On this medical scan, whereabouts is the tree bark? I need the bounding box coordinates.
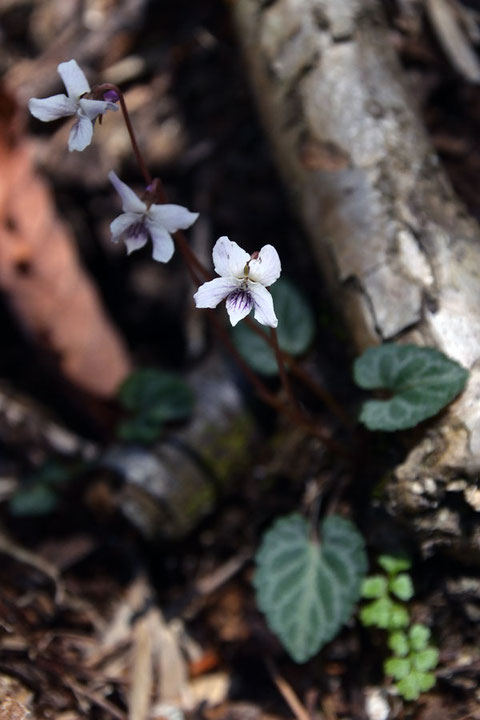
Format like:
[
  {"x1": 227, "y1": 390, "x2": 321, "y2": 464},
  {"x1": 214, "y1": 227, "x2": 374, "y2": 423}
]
[{"x1": 233, "y1": 0, "x2": 480, "y2": 558}]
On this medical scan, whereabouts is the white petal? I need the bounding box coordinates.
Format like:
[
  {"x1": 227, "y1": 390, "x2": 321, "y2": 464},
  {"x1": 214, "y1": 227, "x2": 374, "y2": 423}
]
[
  {"x1": 212, "y1": 236, "x2": 250, "y2": 279},
  {"x1": 68, "y1": 115, "x2": 93, "y2": 151},
  {"x1": 145, "y1": 220, "x2": 175, "y2": 263},
  {"x1": 148, "y1": 204, "x2": 199, "y2": 233},
  {"x1": 212, "y1": 236, "x2": 234, "y2": 277},
  {"x1": 225, "y1": 289, "x2": 254, "y2": 326},
  {"x1": 79, "y1": 98, "x2": 118, "y2": 120},
  {"x1": 125, "y1": 229, "x2": 148, "y2": 255},
  {"x1": 249, "y1": 282, "x2": 278, "y2": 328},
  {"x1": 248, "y1": 244, "x2": 281, "y2": 286},
  {"x1": 117, "y1": 215, "x2": 148, "y2": 253},
  {"x1": 110, "y1": 212, "x2": 143, "y2": 240},
  {"x1": 108, "y1": 171, "x2": 147, "y2": 214},
  {"x1": 58, "y1": 59, "x2": 90, "y2": 99},
  {"x1": 28, "y1": 94, "x2": 76, "y2": 121},
  {"x1": 194, "y1": 277, "x2": 240, "y2": 309}
]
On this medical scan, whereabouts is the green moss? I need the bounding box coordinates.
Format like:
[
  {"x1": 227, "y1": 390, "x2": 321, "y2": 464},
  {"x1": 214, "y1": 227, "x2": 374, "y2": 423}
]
[
  {"x1": 182, "y1": 481, "x2": 215, "y2": 521},
  {"x1": 200, "y1": 413, "x2": 254, "y2": 486}
]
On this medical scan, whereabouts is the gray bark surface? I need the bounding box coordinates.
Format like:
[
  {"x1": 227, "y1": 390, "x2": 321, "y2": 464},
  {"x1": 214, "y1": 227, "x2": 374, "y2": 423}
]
[{"x1": 233, "y1": 0, "x2": 480, "y2": 557}]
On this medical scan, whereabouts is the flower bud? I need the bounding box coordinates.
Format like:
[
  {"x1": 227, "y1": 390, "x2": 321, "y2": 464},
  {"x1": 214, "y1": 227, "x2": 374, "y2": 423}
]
[{"x1": 103, "y1": 89, "x2": 120, "y2": 103}]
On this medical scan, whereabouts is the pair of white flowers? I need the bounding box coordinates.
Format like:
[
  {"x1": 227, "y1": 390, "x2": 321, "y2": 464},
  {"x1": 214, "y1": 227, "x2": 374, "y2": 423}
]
[
  {"x1": 108, "y1": 174, "x2": 281, "y2": 327},
  {"x1": 28, "y1": 60, "x2": 281, "y2": 328}
]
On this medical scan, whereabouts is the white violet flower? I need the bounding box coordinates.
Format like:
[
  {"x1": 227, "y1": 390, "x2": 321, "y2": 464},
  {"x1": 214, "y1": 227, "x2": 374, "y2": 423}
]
[
  {"x1": 194, "y1": 236, "x2": 281, "y2": 327},
  {"x1": 28, "y1": 59, "x2": 118, "y2": 152},
  {"x1": 108, "y1": 171, "x2": 199, "y2": 263}
]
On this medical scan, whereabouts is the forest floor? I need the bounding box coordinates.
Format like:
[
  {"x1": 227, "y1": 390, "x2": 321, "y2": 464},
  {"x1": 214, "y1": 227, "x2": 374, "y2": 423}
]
[{"x1": 1, "y1": 1, "x2": 480, "y2": 719}]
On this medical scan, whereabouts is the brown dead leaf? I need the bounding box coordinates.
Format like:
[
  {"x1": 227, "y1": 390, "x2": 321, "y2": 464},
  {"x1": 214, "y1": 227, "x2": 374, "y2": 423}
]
[{"x1": 0, "y1": 85, "x2": 132, "y2": 398}]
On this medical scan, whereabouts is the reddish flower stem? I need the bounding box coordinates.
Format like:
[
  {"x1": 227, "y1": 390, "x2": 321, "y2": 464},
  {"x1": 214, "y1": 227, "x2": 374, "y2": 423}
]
[
  {"x1": 244, "y1": 317, "x2": 352, "y2": 428},
  {"x1": 175, "y1": 224, "x2": 351, "y2": 429},
  {"x1": 94, "y1": 83, "x2": 152, "y2": 187},
  {"x1": 270, "y1": 326, "x2": 301, "y2": 417},
  {"x1": 176, "y1": 239, "x2": 351, "y2": 457},
  {"x1": 173, "y1": 233, "x2": 280, "y2": 406},
  {"x1": 99, "y1": 81, "x2": 352, "y2": 451}
]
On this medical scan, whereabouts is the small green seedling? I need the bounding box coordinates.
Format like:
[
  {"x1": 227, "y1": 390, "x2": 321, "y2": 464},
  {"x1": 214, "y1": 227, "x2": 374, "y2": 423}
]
[{"x1": 360, "y1": 554, "x2": 438, "y2": 701}]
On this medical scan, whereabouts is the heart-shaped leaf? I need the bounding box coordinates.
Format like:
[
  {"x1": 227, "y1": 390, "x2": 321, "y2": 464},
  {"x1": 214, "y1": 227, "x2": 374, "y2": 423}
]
[
  {"x1": 117, "y1": 368, "x2": 194, "y2": 443},
  {"x1": 9, "y1": 461, "x2": 74, "y2": 517},
  {"x1": 117, "y1": 414, "x2": 165, "y2": 444},
  {"x1": 10, "y1": 483, "x2": 59, "y2": 516},
  {"x1": 232, "y1": 321, "x2": 279, "y2": 375},
  {"x1": 118, "y1": 369, "x2": 194, "y2": 422},
  {"x1": 232, "y1": 278, "x2": 315, "y2": 376},
  {"x1": 354, "y1": 344, "x2": 468, "y2": 431},
  {"x1": 254, "y1": 513, "x2": 367, "y2": 663}
]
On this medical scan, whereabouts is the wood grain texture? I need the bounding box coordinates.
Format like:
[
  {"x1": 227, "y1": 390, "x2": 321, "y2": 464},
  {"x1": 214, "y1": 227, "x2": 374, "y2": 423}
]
[{"x1": 233, "y1": 0, "x2": 480, "y2": 558}]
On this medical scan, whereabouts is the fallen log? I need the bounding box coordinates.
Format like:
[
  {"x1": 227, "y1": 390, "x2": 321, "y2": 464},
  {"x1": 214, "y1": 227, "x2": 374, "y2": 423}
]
[
  {"x1": 233, "y1": 0, "x2": 480, "y2": 558},
  {"x1": 102, "y1": 354, "x2": 257, "y2": 539},
  {"x1": 0, "y1": 356, "x2": 257, "y2": 540}
]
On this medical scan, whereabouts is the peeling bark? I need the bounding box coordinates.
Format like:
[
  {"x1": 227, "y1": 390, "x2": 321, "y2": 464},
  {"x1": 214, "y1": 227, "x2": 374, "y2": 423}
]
[{"x1": 233, "y1": 0, "x2": 480, "y2": 558}]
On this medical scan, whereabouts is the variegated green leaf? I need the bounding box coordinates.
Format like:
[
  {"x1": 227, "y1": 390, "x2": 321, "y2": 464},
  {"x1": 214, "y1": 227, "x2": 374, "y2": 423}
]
[{"x1": 254, "y1": 514, "x2": 367, "y2": 663}]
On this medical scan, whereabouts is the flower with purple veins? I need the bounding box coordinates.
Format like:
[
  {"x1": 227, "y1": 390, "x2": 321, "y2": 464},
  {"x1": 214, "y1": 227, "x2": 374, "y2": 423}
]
[
  {"x1": 194, "y1": 236, "x2": 281, "y2": 327},
  {"x1": 28, "y1": 60, "x2": 118, "y2": 152},
  {"x1": 108, "y1": 171, "x2": 199, "y2": 263}
]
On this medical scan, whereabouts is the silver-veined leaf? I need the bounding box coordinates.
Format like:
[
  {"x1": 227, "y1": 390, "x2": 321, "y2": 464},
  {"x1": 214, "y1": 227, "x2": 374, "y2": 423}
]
[
  {"x1": 354, "y1": 344, "x2": 468, "y2": 431},
  {"x1": 254, "y1": 513, "x2": 367, "y2": 663}
]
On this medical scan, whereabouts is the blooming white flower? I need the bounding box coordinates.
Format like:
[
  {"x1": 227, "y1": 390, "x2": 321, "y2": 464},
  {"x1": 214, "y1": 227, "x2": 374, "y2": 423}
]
[
  {"x1": 194, "y1": 236, "x2": 281, "y2": 327},
  {"x1": 28, "y1": 59, "x2": 118, "y2": 152},
  {"x1": 108, "y1": 171, "x2": 199, "y2": 262}
]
